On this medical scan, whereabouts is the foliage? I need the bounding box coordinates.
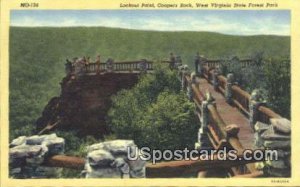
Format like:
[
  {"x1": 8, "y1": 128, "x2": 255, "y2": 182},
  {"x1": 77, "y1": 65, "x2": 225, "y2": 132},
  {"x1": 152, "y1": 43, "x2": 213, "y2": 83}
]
[
  {"x1": 219, "y1": 53, "x2": 290, "y2": 118},
  {"x1": 55, "y1": 130, "x2": 98, "y2": 157},
  {"x1": 107, "y1": 64, "x2": 198, "y2": 150},
  {"x1": 138, "y1": 91, "x2": 199, "y2": 150},
  {"x1": 220, "y1": 56, "x2": 266, "y2": 92},
  {"x1": 55, "y1": 130, "x2": 98, "y2": 178},
  {"x1": 263, "y1": 58, "x2": 290, "y2": 118}
]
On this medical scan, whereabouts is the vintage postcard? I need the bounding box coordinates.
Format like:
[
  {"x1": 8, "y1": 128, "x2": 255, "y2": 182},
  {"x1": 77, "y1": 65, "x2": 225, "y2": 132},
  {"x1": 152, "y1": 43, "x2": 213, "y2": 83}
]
[{"x1": 1, "y1": 0, "x2": 299, "y2": 186}]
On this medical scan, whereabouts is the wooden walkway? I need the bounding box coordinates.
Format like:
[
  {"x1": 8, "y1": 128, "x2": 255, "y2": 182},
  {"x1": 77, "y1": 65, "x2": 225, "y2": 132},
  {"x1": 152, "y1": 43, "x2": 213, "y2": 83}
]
[{"x1": 197, "y1": 77, "x2": 255, "y2": 149}]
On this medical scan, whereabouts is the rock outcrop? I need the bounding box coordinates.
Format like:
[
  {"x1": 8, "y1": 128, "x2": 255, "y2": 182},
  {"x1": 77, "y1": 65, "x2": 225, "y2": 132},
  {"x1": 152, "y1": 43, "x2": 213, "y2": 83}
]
[
  {"x1": 36, "y1": 73, "x2": 139, "y2": 137},
  {"x1": 9, "y1": 133, "x2": 64, "y2": 178},
  {"x1": 254, "y1": 118, "x2": 291, "y2": 177},
  {"x1": 83, "y1": 140, "x2": 146, "y2": 178}
]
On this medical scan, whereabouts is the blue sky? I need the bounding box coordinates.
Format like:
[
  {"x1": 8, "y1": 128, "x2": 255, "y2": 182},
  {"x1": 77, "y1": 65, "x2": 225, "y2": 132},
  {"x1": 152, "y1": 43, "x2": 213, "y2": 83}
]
[{"x1": 10, "y1": 10, "x2": 290, "y2": 36}]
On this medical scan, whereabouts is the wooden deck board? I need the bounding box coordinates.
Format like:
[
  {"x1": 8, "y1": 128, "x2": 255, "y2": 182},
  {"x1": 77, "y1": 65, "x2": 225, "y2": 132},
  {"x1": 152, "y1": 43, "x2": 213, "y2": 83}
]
[{"x1": 197, "y1": 78, "x2": 255, "y2": 149}]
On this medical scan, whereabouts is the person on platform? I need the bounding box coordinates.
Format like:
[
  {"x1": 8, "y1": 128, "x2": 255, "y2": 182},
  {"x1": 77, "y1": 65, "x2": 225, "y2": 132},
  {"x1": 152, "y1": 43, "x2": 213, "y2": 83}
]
[
  {"x1": 175, "y1": 55, "x2": 182, "y2": 68},
  {"x1": 85, "y1": 56, "x2": 90, "y2": 72},
  {"x1": 65, "y1": 59, "x2": 72, "y2": 75},
  {"x1": 96, "y1": 55, "x2": 101, "y2": 74},
  {"x1": 106, "y1": 58, "x2": 114, "y2": 72},
  {"x1": 73, "y1": 57, "x2": 85, "y2": 76},
  {"x1": 81, "y1": 56, "x2": 87, "y2": 65},
  {"x1": 195, "y1": 52, "x2": 201, "y2": 75},
  {"x1": 169, "y1": 52, "x2": 176, "y2": 69}
]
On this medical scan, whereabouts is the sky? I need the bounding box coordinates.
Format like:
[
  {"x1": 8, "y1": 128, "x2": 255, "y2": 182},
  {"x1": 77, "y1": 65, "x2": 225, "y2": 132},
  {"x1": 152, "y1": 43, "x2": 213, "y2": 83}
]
[{"x1": 10, "y1": 10, "x2": 290, "y2": 36}]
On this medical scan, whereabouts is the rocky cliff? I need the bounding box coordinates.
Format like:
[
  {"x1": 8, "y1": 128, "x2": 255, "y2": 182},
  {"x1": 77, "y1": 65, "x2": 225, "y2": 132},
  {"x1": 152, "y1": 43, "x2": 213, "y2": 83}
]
[{"x1": 36, "y1": 73, "x2": 140, "y2": 137}]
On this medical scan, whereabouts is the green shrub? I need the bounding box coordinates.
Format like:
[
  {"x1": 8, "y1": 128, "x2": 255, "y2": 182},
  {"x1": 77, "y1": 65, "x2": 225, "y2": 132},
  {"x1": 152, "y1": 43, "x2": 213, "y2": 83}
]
[
  {"x1": 264, "y1": 58, "x2": 290, "y2": 118},
  {"x1": 55, "y1": 130, "x2": 99, "y2": 178},
  {"x1": 108, "y1": 64, "x2": 198, "y2": 150},
  {"x1": 55, "y1": 130, "x2": 98, "y2": 157},
  {"x1": 137, "y1": 91, "x2": 198, "y2": 150}
]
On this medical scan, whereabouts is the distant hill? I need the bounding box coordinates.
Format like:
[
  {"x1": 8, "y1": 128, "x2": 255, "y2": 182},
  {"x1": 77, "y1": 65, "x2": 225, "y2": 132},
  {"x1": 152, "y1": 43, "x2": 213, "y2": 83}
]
[{"x1": 9, "y1": 26, "x2": 290, "y2": 139}]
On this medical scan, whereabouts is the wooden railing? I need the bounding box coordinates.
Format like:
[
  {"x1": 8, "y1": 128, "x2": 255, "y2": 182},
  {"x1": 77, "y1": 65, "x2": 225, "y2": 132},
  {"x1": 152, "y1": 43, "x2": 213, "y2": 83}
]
[
  {"x1": 43, "y1": 152, "x2": 261, "y2": 178},
  {"x1": 202, "y1": 63, "x2": 282, "y2": 123},
  {"x1": 257, "y1": 106, "x2": 282, "y2": 124},
  {"x1": 161, "y1": 58, "x2": 253, "y2": 68},
  {"x1": 231, "y1": 85, "x2": 251, "y2": 116},
  {"x1": 207, "y1": 104, "x2": 227, "y2": 144},
  {"x1": 85, "y1": 63, "x2": 106, "y2": 73},
  {"x1": 181, "y1": 72, "x2": 258, "y2": 176},
  {"x1": 179, "y1": 57, "x2": 289, "y2": 175},
  {"x1": 74, "y1": 60, "x2": 153, "y2": 75},
  {"x1": 203, "y1": 58, "x2": 254, "y2": 68}
]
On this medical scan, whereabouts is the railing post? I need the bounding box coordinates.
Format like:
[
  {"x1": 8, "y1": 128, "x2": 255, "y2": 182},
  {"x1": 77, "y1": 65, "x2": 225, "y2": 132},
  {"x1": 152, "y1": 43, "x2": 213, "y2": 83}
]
[
  {"x1": 181, "y1": 74, "x2": 186, "y2": 91},
  {"x1": 225, "y1": 73, "x2": 234, "y2": 104},
  {"x1": 201, "y1": 100, "x2": 209, "y2": 129},
  {"x1": 190, "y1": 72, "x2": 197, "y2": 84},
  {"x1": 195, "y1": 53, "x2": 200, "y2": 76},
  {"x1": 195, "y1": 92, "x2": 215, "y2": 150},
  {"x1": 212, "y1": 69, "x2": 220, "y2": 91},
  {"x1": 249, "y1": 89, "x2": 265, "y2": 129},
  {"x1": 180, "y1": 65, "x2": 189, "y2": 91},
  {"x1": 199, "y1": 56, "x2": 206, "y2": 77},
  {"x1": 187, "y1": 80, "x2": 193, "y2": 101}
]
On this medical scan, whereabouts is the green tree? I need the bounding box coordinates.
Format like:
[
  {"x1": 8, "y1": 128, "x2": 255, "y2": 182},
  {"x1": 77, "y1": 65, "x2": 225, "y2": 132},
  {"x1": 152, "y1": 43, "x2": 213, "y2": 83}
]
[
  {"x1": 107, "y1": 64, "x2": 198, "y2": 150},
  {"x1": 264, "y1": 58, "x2": 290, "y2": 118},
  {"x1": 138, "y1": 91, "x2": 198, "y2": 150},
  {"x1": 220, "y1": 54, "x2": 290, "y2": 118}
]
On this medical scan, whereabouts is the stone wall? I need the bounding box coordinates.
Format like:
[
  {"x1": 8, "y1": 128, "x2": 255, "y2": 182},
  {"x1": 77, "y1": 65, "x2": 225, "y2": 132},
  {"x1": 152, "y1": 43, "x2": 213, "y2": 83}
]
[
  {"x1": 254, "y1": 118, "x2": 291, "y2": 177},
  {"x1": 10, "y1": 136, "x2": 145, "y2": 179},
  {"x1": 9, "y1": 133, "x2": 64, "y2": 178},
  {"x1": 83, "y1": 140, "x2": 146, "y2": 178}
]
